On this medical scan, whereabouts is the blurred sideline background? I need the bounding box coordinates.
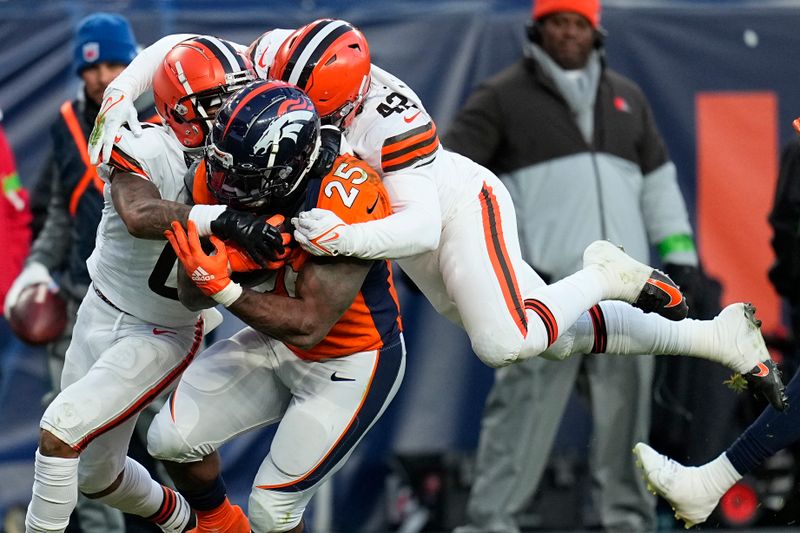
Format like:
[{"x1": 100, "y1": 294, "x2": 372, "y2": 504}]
[{"x1": 2, "y1": 0, "x2": 800, "y2": 531}]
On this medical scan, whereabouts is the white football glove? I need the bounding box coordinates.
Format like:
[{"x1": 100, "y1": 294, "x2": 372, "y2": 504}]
[
  {"x1": 4, "y1": 262, "x2": 54, "y2": 319},
  {"x1": 88, "y1": 88, "x2": 142, "y2": 165},
  {"x1": 292, "y1": 208, "x2": 354, "y2": 257}
]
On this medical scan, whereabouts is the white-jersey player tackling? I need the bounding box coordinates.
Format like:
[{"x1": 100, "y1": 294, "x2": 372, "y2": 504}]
[
  {"x1": 89, "y1": 20, "x2": 786, "y2": 409},
  {"x1": 24, "y1": 37, "x2": 281, "y2": 533}
]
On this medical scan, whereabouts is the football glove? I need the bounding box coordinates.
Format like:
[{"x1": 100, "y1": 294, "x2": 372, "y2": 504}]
[
  {"x1": 226, "y1": 231, "x2": 292, "y2": 272},
  {"x1": 165, "y1": 220, "x2": 242, "y2": 306},
  {"x1": 4, "y1": 262, "x2": 54, "y2": 319},
  {"x1": 210, "y1": 211, "x2": 287, "y2": 267},
  {"x1": 88, "y1": 88, "x2": 142, "y2": 165},
  {"x1": 292, "y1": 208, "x2": 354, "y2": 257}
]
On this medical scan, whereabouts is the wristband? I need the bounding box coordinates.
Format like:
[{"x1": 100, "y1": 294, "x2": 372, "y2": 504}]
[
  {"x1": 210, "y1": 281, "x2": 243, "y2": 307},
  {"x1": 189, "y1": 205, "x2": 228, "y2": 236}
]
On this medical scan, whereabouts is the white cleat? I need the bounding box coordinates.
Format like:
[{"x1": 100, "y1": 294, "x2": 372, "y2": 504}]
[
  {"x1": 710, "y1": 303, "x2": 787, "y2": 410},
  {"x1": 633, "y1": 443, "x2": 725, "y2": 529},
  {"x1": 583, "y1": 240, "x2": 688, "y2": 321},
  {"x1": 710, "y1": 303, "x2": 770, "y2": 374}
]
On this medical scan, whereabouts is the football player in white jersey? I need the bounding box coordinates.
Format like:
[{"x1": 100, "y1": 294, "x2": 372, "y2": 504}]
[
  {"x1": 24, "y1": 37, "x2": 289, "y2": 533},
  {"x1": 88, "y1": 21, "x2": 786, "y2": 409}
]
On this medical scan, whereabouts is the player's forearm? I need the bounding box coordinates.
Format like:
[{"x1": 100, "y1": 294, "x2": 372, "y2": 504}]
[
  {"x1": 122, "y1": 197, "x2": 192, "y2": 240},
  {"x1": 228, "y1": 290, "x2": 331, "y2": 349},
  {"x1": 347, "y1": 206, "x2": 440, "y2": 259},
  {"x1": 345, "y1": 171, "x2": 441, "y2": 259}
]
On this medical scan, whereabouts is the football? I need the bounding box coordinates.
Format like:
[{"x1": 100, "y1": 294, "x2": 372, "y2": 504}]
[{"x1": 9, "y1": 283, "x2": 68, "y2": 345}]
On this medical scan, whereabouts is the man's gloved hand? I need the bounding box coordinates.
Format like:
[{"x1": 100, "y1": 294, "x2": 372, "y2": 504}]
[
  {"x1": 210, "y1": 210, "x2": 286, "y2": 267},
  {"x1": 164, "y1": 220, "x2": 241, "y2": 306},
  {"x1": 227, "y1": 232, "x2": 292, "y2": 272},
  {"x1": 663, "y1": 263, "x2": 704, "y2": 316},
  {"x1": 88, "y1": 88, "x2": 142, "y2": 165},
  {"x1": 292, "y1": 208, "x2": 354, "y2": 257},
  {"x1": 4, "y1": 262, "x2": 55, "y2": 319}
]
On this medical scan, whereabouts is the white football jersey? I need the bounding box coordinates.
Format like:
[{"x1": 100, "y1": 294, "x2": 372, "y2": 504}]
[
  {"x1": 91, "y1": 125, "x2": 199, "y2": 327},
  {"x1": 346, "y1": 65, "x2": 485, "y2": 221}
]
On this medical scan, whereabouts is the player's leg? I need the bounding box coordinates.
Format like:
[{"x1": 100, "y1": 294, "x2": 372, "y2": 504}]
[
  {"x1": 147, "y1": 327, "x2": 294, "y2": 533},
  {"x1": 541, "y1": 301, "x2": 786, "y2": 408},
  {"x1": 27, "y1": 290, "x2": 202, "y2": 533},
  {"x1": 248, "y1": 337, "x2": 406, "y2": 532},
  {"x1": 585, "y1": 354, "x2": 656, "y2": 532},
  {"x1": 456, "y1": 355, "x2": 582, "y2": 533},
  {"x1": 634, "y1": 369, "x2": 800, "y2": 528}
]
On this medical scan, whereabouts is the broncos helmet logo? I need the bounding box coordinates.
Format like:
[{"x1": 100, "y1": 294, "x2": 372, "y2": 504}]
[{"x1": 251, "y1": 109, "x2": 316, "y2": 171}]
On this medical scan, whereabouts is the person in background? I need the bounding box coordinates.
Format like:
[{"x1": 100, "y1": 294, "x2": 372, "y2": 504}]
[
  {"x1": 3, "y1": 13, "x2": 161, "y2": 533},
  {"x1": 0, "y1": 111, "x2": 31, "y2": 309},
  {"x1": 0, "y1": 109, "x2": 33, "y2": 405},
  {"x1": 445, "y1": 0, "x2": 702, "y2": 531}
]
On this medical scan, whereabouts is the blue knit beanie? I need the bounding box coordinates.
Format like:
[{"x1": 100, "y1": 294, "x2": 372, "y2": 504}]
[{"x1": 73, "y1": 13, "x2": 138, "y2": 74}]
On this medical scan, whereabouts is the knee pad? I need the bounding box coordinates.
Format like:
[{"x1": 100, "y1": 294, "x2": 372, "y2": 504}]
[
  {"x1": 147, "y1": 407, "x2": 210, "y2": 463},
  {"x1": 469, "y1": 330, "x2": 521, "y2": 368},
  {"x1": 248, "y1": 488, "x2": 304, "y2": 533},
  {"x1": 77, "y1": 454, "x2": 125, "y2": 495}
]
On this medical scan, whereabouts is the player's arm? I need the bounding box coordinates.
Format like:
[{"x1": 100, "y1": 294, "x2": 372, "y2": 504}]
[
  {"x1": 111, "y1": 171, "x2": 192, "y2": 240},
  {"x1": 107, "y1": 152, "x2": 286, "y2": 264},
  {"x1": 165, "y1": 220, "x2": 369, "y2": 349},
  {"x1": 231, "y1": 256, "x2": 369, "y2": 349},
  {"x1": 293, "y1": 123, "x2": 442, "y2": 260}
]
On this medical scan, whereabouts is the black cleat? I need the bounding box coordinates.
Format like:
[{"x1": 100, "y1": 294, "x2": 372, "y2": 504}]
[
  {"x1": 633, "y1": 269, "x2": 689, "y2": 322},
  {"x1": 743, "y1": 358, "x2": 788, "y2": 411}
]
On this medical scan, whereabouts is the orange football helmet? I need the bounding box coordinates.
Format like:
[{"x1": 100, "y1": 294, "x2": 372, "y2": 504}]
[
  {"x1": 153, "y1": 36, "x2": 255, "y2": 148},
  {"x1": 271, "y1": 19, "x2": 371, "y2": 127}
]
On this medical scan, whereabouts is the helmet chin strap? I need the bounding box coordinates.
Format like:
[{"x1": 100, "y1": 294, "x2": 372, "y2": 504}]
[{"x1": 284, "y1": 133, "x2": 322, "y2": 197}]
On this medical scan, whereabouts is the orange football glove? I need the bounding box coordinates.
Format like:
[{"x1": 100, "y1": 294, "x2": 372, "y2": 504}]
[{"x1": 164, "y1": 220, "x2": 241, "y2": 306}]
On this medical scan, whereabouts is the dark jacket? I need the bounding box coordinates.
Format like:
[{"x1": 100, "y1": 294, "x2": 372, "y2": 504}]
[
  {"x1": 769, "y1": 139, "x2": 800, "y2": 303},
  {"x1": 28, "y1": 90, "x2": 153, "y2": 301},
  {"x1": 444, "y1": 52, "x2": 694, "y2": 279}
]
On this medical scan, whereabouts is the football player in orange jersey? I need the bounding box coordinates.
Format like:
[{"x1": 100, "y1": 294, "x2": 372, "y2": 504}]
[{"x1": 148, "y1": 80, "x2": 404, "y2": 533}]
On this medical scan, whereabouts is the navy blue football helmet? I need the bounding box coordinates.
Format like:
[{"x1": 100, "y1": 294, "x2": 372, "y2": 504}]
[{"x1": 205, "y1": 80, "x2": 321, "y2": 211}]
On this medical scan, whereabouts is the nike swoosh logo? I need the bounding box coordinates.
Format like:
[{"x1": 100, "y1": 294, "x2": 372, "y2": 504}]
[
  {"x1": 647, "y1": 278, "x2": 683, "y2": 308},
  {"x1": 331, "y1": 372, "x2": 355, "y2": 382},
  {"x1": 403, "y1": 110, "x2": 421, "y2": 123},
  {"x1": 153, "y1": 328, "x2": 176, "y2": 335},
  {"x1": 100, "y1": 94, "x2": 125, "y2": 117},
  {"x1": 317, "y1": 232, "x2": 339, "y2": 244},
  {"x1": 752, "y1": 361, "x2": 770, "y2": 377},
  {"x1": 309, "y1": 223, "x2": 346, "y2": 254},
  {"x1": 258, "y1": 48, "x2": 270, "y2": 69},
  {"x1": 366, "y1": 196, "x2": 380, "y2": 214}
]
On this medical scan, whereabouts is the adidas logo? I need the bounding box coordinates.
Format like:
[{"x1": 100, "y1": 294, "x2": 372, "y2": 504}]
[{"x1": 191, "y1": 267, "x2": 214, "y2": 282}]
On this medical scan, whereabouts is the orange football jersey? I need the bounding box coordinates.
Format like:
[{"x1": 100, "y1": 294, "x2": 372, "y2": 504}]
[{"x1": 191, "y1": 154, "x2": 402, "y2": 359}]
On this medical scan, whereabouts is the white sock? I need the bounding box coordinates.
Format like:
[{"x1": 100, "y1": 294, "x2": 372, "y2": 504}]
[
  {"x1": 592, "y1": 301, "x2": 718, "y2": 359},
  {"x1": 699, "y1": 452, "x2": 743, "y2": 497},
  {"x1": 520, "y1": 268, "x2": 607, "y2": 358},
  {"x1": 25, "y1": 449, "x2": 79, "y2": 533},
  {"x1": 92, "y1": 457, "x2": 190, "y2": 532}
]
